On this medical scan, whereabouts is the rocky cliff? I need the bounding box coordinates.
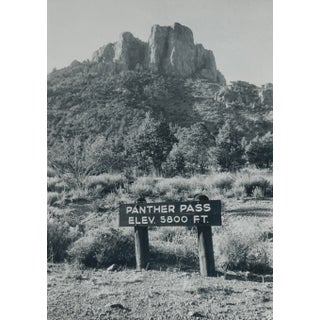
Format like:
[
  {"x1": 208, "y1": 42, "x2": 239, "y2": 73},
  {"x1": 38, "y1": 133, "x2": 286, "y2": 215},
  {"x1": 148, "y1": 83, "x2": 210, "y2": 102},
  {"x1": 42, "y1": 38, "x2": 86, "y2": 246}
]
[{"x1": 92, "y1": 23, "x2": 225, "y2": 84}]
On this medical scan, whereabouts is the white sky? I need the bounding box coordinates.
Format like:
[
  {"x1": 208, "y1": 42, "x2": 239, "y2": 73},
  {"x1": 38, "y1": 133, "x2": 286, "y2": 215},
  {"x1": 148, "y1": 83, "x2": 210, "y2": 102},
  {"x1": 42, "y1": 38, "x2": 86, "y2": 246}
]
[{"x1": 48, "y1": 0, "x2": 272, "y2": 85}]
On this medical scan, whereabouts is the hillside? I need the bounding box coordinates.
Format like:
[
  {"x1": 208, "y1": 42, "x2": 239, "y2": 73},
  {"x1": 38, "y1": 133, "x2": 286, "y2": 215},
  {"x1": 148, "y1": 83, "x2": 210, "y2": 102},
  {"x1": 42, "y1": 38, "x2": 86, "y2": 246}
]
[
  {"x1": 48, "y1": 22, "x2": 272, "y2": 175},
  {"x1": 48, "y1": 67, "x2": 271, "y2": 136}
]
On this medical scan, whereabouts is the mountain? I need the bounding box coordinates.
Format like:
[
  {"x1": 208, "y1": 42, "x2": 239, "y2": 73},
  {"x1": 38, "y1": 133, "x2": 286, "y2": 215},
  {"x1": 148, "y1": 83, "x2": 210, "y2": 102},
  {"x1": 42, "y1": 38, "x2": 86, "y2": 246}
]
[
  {"x1": 47, "y1": 23, "x2": 272, "y2": 172},
  {"x1": 91, "y1": 22, "x2": 225, "y2": 84}
]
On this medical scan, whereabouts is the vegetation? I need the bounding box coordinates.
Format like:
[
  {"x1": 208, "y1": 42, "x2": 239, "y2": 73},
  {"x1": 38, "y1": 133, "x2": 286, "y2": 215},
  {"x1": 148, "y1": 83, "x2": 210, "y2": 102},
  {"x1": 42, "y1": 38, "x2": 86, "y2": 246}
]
[
  {"x1": 47, "y1": 63, "x2": 273, "y2": 277},
  {"x1": 68, "y1": 228, "x2": 135, "y2": 268},
  {"x1": 48, "y1": 63, "x2": 273, "y2": 176},
  {"x1": 47, "y1": 167, "x2": 272, "y2": 274}
]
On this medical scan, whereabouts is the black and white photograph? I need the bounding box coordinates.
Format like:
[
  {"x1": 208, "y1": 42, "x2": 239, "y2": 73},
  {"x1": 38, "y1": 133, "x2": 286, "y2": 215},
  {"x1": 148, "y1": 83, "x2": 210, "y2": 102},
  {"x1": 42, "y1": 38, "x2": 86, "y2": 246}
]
[{"x1": 47, "y1": 0, "x2": 273, "y2": 319}]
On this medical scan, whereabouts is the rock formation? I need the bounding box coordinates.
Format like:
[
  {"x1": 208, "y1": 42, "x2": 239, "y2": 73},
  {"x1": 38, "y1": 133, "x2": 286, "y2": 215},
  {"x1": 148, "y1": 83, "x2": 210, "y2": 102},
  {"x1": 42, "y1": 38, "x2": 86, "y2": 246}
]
[
  {"x1": 92, "y1": 22, "x2": 226, "y2": 84},
  {"x1": 259, "y1": 83, "x2": 273, "y2": 105}
]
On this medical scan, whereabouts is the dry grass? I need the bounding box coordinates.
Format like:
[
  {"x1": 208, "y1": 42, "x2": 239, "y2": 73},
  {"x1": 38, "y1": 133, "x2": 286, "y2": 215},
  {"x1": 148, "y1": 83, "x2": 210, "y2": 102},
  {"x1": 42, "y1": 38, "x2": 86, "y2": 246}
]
[{"x1": 47, "y1": 169, "x2": 272, "y2": 275}]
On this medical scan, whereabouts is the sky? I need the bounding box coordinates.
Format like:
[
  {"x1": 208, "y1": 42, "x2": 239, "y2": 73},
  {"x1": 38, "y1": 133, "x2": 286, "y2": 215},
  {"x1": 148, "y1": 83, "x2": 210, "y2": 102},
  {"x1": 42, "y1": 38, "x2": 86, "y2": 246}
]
[{"x1": 48, "y1": 0, "x2": 272, "y2": 85}]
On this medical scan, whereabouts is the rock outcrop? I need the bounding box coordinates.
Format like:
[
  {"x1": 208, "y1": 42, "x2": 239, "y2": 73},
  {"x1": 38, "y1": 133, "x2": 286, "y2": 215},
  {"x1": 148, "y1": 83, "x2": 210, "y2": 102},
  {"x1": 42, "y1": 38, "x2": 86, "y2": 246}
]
[
  {"x1": 92, "y1": 22, "x2": 226, "y2": 84},
  {"x1": 259, "y1": 83, "x2": 273, "y2": 105},
  {"x1": 113, "y1": 32, "x2": 147, "y2": 72}
]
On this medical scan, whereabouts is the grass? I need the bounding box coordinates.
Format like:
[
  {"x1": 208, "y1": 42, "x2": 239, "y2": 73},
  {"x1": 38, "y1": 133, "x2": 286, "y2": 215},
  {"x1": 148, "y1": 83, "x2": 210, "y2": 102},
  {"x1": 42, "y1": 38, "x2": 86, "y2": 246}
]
[
  {"x1": 47, "y1": 169, "x2": 272, "y2": 274},
  {"x1": 84, "y1": 173, "x2": 127, "y2": 194}
]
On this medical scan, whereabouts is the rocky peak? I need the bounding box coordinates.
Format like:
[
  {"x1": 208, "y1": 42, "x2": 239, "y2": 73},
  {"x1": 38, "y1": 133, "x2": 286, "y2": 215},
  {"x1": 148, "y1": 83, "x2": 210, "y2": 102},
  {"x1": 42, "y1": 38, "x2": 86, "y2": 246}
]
[
  {"x1": 259, "y1": 83, "x2": 273, "y2": 105},
  {"x1": 91, "y1": 23, "x2": 226, "y2": 84},
  {"x1": 113, "y1": 32, "x2": 147, "y2": 71}
]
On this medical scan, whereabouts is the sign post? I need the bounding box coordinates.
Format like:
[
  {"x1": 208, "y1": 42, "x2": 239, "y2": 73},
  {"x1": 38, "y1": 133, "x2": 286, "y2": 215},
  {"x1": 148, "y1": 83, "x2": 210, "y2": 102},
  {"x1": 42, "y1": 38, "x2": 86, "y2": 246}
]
[
  {"x1": 195, "y1": 195, "x2": 216, "y2": 277},
  {"x1": 134, "y1": 198, "x2": 149, "y2": 271},
  {"x1": 119, "y1": 195, "x2": 221, "y2": 276}
]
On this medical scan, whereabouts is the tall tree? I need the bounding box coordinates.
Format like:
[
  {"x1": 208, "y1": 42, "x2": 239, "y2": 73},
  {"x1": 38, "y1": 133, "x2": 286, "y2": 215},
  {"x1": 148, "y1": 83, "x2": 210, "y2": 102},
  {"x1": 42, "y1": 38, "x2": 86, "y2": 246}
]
[
  {"x1": 214, "y1": 120, "x2": 246, "y2": 171},
  {"x1": 246, "y1": 132, "x2": 273, "y2": 168},
  {"x1": 164, "y1": 123, "x2": 214, "y2": 175},
  {"x1": 127, "y1": 113, "x2": 177, "y2": 174}
]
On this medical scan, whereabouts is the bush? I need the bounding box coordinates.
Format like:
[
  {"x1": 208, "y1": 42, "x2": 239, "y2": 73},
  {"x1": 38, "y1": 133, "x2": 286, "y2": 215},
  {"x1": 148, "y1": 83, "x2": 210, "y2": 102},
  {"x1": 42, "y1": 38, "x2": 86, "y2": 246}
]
[
  {"x1": 154, "y1": 227, "x2": 193, "y2": 244},
  {"x1": 156, "y1": 177, "x2": 193, "y2": 200},
  {"x1": 214, "y1": 218, "x2": 273, "y2": 274},
  {"x1": 150, "y1": 242, "x2": 198, "y2": 269},
  {"x1": 47, "y1": 192, "x2": 60, "y2": 206},
  {"x1": 47, "y1": 177, "x2": 69, "y2": 192},
  {"x1": 211, "y1": 173, "x2": 234, "y2": 191},
  {"x1": 235, "y1": 175, "x2": 272, "y2": 197},
  {"x1": 47, "y1": 220, "x2": 73, "y2": 262},
  {"x1": 47, "y1": 167, "x2": 57, "y2": 178},
  {"x1": 205, "y1": 172, "x2": 235, "y2": 191},
  {"x1": 150, "y1": 227, "x2": 199, "y2": 269},
  {"x1": 68, "y1": 228, "x2": 135, "y2": 268},
  {"x1": 69, "y1": 187, "x2": 89, "y2": 201},
  {"x1": 84, "y1": 174, "x2": 127, "y2": 196},
  {"x1": 129, "y1": 176, "x2": 159, "y2": 198},
  {"x1": 252, "y1": 187, "x2": 264, "y2": 199}
]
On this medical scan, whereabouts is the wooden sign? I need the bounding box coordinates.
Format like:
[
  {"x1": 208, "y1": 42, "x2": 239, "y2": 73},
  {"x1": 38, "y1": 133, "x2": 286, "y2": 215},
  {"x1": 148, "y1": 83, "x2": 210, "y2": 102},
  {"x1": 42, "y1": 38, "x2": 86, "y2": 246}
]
[{"x1": 119, "y1": 200, "x2": 221, "y2": 227}]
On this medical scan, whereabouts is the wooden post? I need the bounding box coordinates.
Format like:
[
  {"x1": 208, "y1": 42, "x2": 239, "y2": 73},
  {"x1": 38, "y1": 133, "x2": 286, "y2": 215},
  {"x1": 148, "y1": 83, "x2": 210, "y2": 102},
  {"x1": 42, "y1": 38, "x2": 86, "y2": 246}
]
[
  {"x1": 134, "y1": 198, "x2": 149, "y2": 271},
  {"x1": 195, "y1": 195, "x2": 216, "y2": 277}
]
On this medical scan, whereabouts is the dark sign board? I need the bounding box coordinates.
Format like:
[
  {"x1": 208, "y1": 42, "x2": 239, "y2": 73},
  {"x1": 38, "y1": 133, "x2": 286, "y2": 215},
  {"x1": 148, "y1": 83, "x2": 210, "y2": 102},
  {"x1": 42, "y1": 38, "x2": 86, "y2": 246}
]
[{"x1": 119, "y1": 200, "x2": 221, "y2": 227}]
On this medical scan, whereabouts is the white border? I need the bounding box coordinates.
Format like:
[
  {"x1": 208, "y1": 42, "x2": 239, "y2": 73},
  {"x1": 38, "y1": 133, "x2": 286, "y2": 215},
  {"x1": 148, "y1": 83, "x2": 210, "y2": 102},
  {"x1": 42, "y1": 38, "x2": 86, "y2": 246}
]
[
  {"x1": 274, "y1": 0, "x2": 320, "y2": 319},
  {"x1": 1, "y1": 0, "x2": 320, "y2": 319},
  {"x1": 0, "y1": 1, "x2": 47, "y2": 319}
]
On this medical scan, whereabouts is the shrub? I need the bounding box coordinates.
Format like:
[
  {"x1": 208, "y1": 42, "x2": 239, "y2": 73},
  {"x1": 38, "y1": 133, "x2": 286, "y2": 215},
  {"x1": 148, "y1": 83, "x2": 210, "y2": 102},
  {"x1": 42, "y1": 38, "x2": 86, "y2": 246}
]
[
  {"x1": 156, "y1": 177, "x2": 193, "y2": 201},
  {"x1": 84, "y1": 174, "x2": 126, "y2": 196},
  {"x1": 47, "y1": 192, "x2": 60, "y2": 206},
  {"x1": 47, "y1": 167, "x2": 57, "y2": 178},
  {"x1": 154, "y1": 227, "x2": 193, "y2": 244},
  {"x1": 47, "y1": 177, "x2": 61, "y2": 192},
  {"x1": 47, "y1": 177, "x2": 69, "y2": 192},
  {"x1": 235, "y1": 175, "x2": 272, "y2": 197},
  {"x1": 90, "y1": 191, "x2": 132, "y2": 213},
  {"x1": 69, "y1": 187, "x2": 90, "y2": 201},
  {"x1": 150, "y1": 228, "x2": 199, "y2": 269},
  {"x1": 252, "y1": 187, "x2": 264, "y2": 199},
  {"x1": 205, "y1": 172, "x2": 235, "y2": 191},
  {"x1": 107, "y1": 191, "x2": 132, "y2": 208},
  {"x1": 68, "y1": 228, "x2": 135, "y2": 268},
  {"x1": 150, "y1": 242, "x2": 198, "y2": 269},
  {"x1": 210, "y1": 173, "x2": 234, "y2": 191},
  {"x1": 214, "y1": 218, "x2": 273, "y2": 274},
  {"x1": 47, "y1": 220, "x2": 73, "y2": 262},
  {"x1": 230, "y1": 185, "x2": 246, "y2": 199},
  {"x1": 129, "y1": 176, "x2": 159, "y2": 198},
  {"x1": 188, "y1": 176, "x2": 211, "y2": 194}
]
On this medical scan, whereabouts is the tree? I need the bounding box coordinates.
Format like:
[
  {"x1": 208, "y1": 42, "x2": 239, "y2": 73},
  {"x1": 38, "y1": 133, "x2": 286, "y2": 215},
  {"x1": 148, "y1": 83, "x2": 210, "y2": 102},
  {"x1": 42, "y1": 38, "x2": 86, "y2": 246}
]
[
  {"x1": 48, "y1": 136, "x2": 91, "y2": 184},
  {"x1": 48, "y1": 135, "x2": 127, "y2": 182},
  {"x1": 164, "y1": 123, "x2": 214, "y2": 175},
  {"x1": 127, "y1": 113, "x2": 177, "y2": 174},
  {"x1": 213, "y1": 120, "x2": 246, "y2": 171},
  {"x1": 245, "y1": 132, "x2": 273, "y2": 168},
  {"x1": 84, "y1": 135, "x2": 127, "y2": 174}
]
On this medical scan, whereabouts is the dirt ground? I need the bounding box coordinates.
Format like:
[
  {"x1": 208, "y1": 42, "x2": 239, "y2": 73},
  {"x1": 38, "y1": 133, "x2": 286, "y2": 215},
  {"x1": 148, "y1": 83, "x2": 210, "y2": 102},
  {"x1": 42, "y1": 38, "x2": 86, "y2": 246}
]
[{"x1": 47, "y1": 264, "x2": 272, "y2": 320}]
